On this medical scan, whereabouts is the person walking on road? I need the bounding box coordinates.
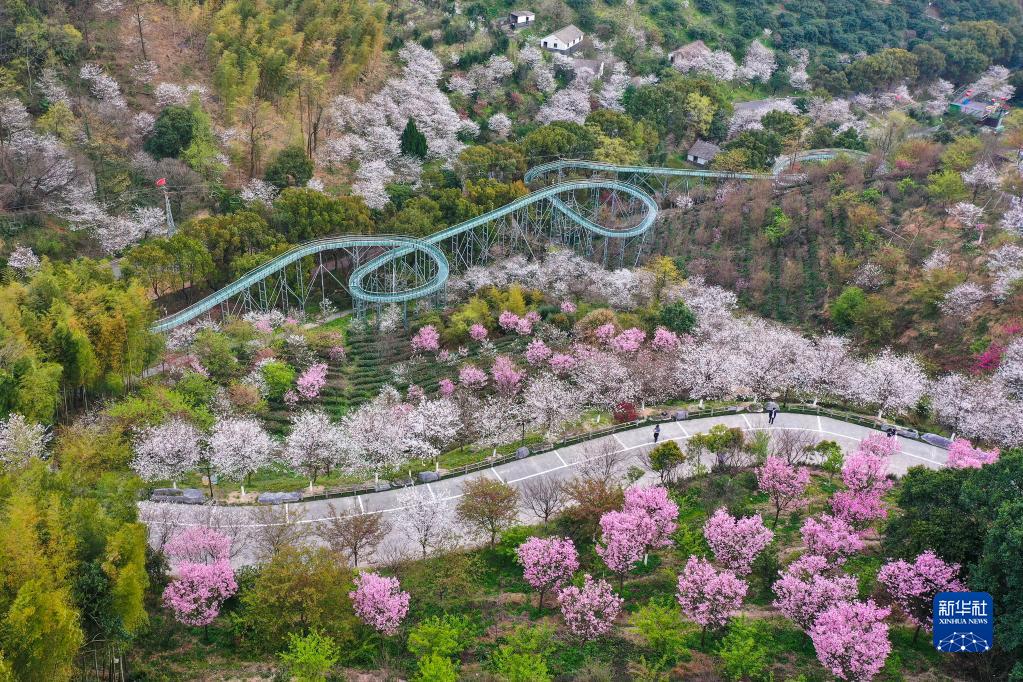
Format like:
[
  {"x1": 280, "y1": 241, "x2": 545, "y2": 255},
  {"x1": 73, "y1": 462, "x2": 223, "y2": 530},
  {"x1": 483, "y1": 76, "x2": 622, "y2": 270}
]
[
  {"x1": 653, "y1": 424, "x2": 661, "y2": 443},
  {"x1": 765, "y1": 401, "x2": 779, "y2": 425}
]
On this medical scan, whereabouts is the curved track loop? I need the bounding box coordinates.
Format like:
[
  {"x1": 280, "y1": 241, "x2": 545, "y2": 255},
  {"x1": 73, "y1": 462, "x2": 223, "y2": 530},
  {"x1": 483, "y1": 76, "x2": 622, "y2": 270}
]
[{"x1": 151, "y1": 150, "x2": 865, "y2": 333}]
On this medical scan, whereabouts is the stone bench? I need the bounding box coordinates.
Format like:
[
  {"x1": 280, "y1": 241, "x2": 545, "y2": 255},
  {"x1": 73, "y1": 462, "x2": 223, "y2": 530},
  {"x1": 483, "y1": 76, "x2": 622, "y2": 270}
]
[
  {"x1": 150, "y1": 488, "x2": 206, "y2": 505},
  {"x1": 257, "y1": 492, "x2": 303, "y2": 505},
  {"x1": 921, "y1": 433, "x2": 953, "y2": 449}
]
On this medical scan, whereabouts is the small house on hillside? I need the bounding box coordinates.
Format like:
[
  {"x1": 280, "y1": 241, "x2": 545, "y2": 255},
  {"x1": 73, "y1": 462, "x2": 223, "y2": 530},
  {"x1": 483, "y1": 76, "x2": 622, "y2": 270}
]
[
  {"x1": 687, "y1": 140, "x2": 721, "y2": 166},
  {"x1": 541, "y1": 25, "x2": 584, "y2": 52},
  {"x1": 949, "y1": 88, "x2": 1010, "y2": 129},
  {"x1": 508, "y1": 10, "x2": 535, "y2": 29},
  {"x1": 669, "y1": 40, "x2": 709, "y2": 66}
]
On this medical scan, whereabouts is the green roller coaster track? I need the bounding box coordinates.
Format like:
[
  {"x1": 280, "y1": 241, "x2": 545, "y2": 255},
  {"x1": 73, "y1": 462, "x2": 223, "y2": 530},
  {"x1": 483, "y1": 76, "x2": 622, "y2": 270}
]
[{"x1": 150, "y1": 149, "x2": 869, "y2": 334}]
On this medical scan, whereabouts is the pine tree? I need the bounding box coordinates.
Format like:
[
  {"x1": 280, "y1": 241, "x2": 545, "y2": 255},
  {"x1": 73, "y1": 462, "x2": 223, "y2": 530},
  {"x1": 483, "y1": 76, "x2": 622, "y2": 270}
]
[{"x1": 400, "y1": 118, "x2": 428, "y2": 159}]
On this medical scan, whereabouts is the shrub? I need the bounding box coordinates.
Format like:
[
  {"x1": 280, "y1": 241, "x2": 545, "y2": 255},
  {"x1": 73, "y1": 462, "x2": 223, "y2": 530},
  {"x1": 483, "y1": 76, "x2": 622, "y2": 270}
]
[
  {"x1": 631, "y1": 600, "x2": 690, "y2": 666},
  {"x1": 658, "y1": 301, "x2": 696, "y2": 334},
  {"x1": 144, "y1": 105, "x2": 198, "y2": 158},
  {"x1": 649, "y1": 441, "x2": 686, "y2": 485},
  {"x1": 763, "y1": 207, "x2": 793, "y2": 245},
  {"x1": 828, "y1": 286, "x2": 867, "y2": 332},
  {"x1": 175, "y1": 371, "x2": 217, "y2": 408},
  {"x1": 717, "y1": 617, "x2": 770, "y2": 681},
  {"x1": 261, "y1": 361, "x2": 297, "y2": 401},
  {"x1": 491, "y1": 651, "x2": 551, "y2": 682},
  {"x1": 231, "y1": 546, "x2": 357, "y2": 654},
  {"x1": 496, "y1": 525, "x2": 534, "y2": 561},
  {"x1": 491, "y1": 624, "x2": 555, "y2": 682},
  {"x1": 407, "y1": 614, "x2": 476, "y2": 660},
  {"x1": 397, "y1": 553, "x2": 483, "y2": 616},
  {"x1": 192, "y1": 330, "x2": 240, "y2": 382},
  {"x1": 278, "y1": 630, "x2": 340, "y2": 682},
  {"x1": 264, "y1": 145, "x2": 314, "y2": 189},
  {"x1": 613, "y1": 402, "x2": 639, "y2": 423},
  {"x1": 414, "y1": 654, "x2": 459, "y2": 682}
]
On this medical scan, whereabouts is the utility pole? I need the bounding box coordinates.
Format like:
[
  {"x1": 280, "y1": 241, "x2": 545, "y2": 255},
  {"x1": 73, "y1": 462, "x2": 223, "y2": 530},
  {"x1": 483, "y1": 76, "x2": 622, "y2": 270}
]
[{"x1": 156, "y1": 177, "x2": 175, "y2": 235}]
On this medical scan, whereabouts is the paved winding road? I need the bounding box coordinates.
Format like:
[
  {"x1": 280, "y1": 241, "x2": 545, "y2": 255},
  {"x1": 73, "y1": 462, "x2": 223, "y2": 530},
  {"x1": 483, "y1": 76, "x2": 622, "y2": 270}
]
[{"x1": 141, "y1": 411, "x2": 948, "y2": 566}]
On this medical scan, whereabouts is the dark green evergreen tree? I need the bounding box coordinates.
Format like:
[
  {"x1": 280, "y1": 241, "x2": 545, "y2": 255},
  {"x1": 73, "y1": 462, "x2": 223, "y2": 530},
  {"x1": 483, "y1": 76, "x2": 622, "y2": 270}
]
[
  {"x1": 400, "y1": 118, "x2": 428, "y2": 159},
  {"x1": 264, "y1": 146, "x2": 314, "y2": 189},
  {"x1": 144, "y1": 106, "x2": 199, "y2": 159},
  {"x1": 658, "y1": 300, "x2": 697, "y2": 334}
]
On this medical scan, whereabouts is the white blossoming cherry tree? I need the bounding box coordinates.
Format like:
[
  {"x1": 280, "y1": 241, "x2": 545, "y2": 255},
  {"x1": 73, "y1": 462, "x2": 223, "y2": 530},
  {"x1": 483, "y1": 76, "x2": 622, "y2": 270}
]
[
  {"x1": 848, "y1": 349, "x2": 928, "y2": 419},
  {"x1": 131, "y1": 418, "x2": 204, "y2": 489},
  {"x1": 0, "y1": 413, "x2": 51, "y2": 472},
  {"x1": 208, "y1": 417, "x2": 276, "y2": 495},
  {"x1": 285, "y1": 410, "x2": 350, "y2": 490}
]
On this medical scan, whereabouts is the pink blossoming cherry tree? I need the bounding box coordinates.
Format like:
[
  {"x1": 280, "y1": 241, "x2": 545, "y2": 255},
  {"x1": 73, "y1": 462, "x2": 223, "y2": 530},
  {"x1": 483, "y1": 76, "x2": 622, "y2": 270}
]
[
  {"x1": 596, "y1": 509, "x2": 655, "y2": 588},
  {"x1": 296, "y1": 363, "x2": 328, "y2": 400},
  {"x1": 945, "y1": 438, "x2": 1000, "y2": 469},
  {"x1": 349, "y1": 572, "x2": 410, "y2": 636},
  {"x1": 703, "y1": 508, "x2": 774, "y2": 575},
  {"x1": 651, "y1": 327, "x2": 681, "y2": 351},
  {"x1": 756, "y1": 456, "x2": 811, "y2": 527},
  {"x1": 410, "y1": 325, "x2": 440, "y2": 353},
  {"x1": 516, "y1": 536, "x2": 580, "y2": 608},
  {"x1": 800, "y1": 513, "x2": 865, "y2": 565},
  {"x1": 676, "y1": 556, "x2": 748, "y2": 644},
  {"x1": 772, "y1": 554, "x2": 859, "y2": 631},
  {"x1": 877, "y1": 551, "x2": 965, "y2": 641},
  {"x1": 557, "y1": 574, "x2": 624, "y2": 641},
  {"x1": 491, "y1": 356, "x2": 524, "y2": 395},
  {"x1": 459, "y1": 365, "x2": 488, "y2": 389},
  {"x1": 830, "y1": 435, "x2": 895, "y2": 527},
  {"x1": 525, "y1": 339, "x2": 552, "y2": 365},
  {"x1": 498, "y1": 311, "x2": 520, "y2": 331},
  {"x1": 163, "y1": 562, "x2": 239, "y2": 629},
  {"x1": 164, "y1": 526, "x2": 232, "y2": 565},
  {"x1": 622, "y1": 485, "x2": 679, "y2": 548},
  {"x1": 162, "y1": 526, "x2": 238, "y2": 632},
  {"x1": 809, "y1": 600, "x2": 891, "y2": 681}
]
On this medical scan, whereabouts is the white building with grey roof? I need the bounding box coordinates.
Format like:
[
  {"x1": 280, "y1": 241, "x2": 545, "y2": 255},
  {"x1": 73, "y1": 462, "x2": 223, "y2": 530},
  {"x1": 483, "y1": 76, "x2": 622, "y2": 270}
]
[{"x1": 541, "y1": 25, "x2": 584, "y2": 52}]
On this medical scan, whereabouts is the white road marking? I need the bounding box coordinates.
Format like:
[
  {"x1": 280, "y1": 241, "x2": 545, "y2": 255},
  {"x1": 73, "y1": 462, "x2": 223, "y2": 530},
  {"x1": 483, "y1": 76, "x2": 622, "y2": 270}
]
[
  {"x1": 817, "y1": 416, "x2": 823, "y2": 432},
  {"x1": 741, "y1": 414, "x2": 753, "y2": 429},
  {"x1": 555, "y1": 450, "x2": 568, "y2": 466},
  {"x1": 357, "y1": 495, "x2": 365, "y2": 513},
  {"x1": 509, "y1": 464, "x2": 565, "y2": 484},
  {"x1": 612, "y1": 433, "x2": 627, "y2": 448},
  {"x1": 490, "y1": 467, "x2": 504, "y2": 484}
]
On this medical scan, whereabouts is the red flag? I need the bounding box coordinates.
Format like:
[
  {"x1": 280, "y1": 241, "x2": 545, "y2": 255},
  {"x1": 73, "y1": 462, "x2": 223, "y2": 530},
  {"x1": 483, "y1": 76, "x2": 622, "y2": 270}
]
[{"x1": 155, "y1": 178, "x2": 167, "y2": 187}]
